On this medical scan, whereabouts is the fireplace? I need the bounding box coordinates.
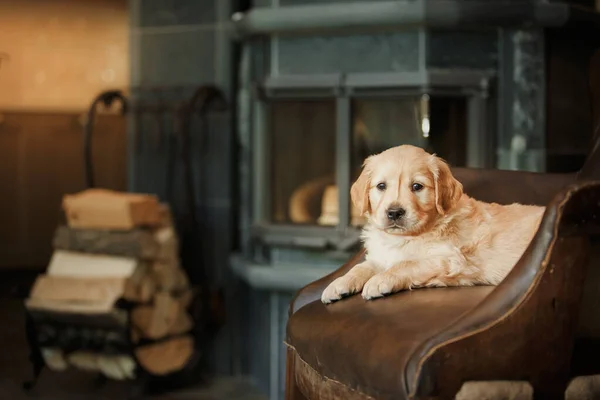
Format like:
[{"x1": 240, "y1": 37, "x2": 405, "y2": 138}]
[
  {"x1": 232, "y1": 1, "x2": 600, "y2": 260},
  {"x1": 268, "y1": 95, "x2": 469, "y2": 229},
  {"x1": 230, "y1": 1, "x2": 600, "y2": 397},
  {"x1": 244, "y1": 53, "x2": 495, "y2": 255}
]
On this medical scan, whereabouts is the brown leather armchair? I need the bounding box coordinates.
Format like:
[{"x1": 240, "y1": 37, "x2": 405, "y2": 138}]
[{"x1": 285, "y1": 141, "x2": 600, "y2": 400}]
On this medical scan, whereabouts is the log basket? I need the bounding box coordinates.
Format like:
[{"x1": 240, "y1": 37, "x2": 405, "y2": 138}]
[{"x1": 22, "y1": 85, "x2": 228, "y2": 398}]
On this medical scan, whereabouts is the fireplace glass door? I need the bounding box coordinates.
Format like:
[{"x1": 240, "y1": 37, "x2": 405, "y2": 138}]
[
  {"x1": 266, "y1": 95, "x2": 467, "y2": 229},
  {"x1": 269, "y1": 100, "x2": 336, "y2": 225}
]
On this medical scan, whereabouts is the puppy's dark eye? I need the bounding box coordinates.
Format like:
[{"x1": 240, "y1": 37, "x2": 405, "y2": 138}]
[
  {"x1": 376, "y1": 182, "x2": 386, "y2": 191},
  {"x1": 411, "y1": 183, "x2": 424, "y2": 192}
]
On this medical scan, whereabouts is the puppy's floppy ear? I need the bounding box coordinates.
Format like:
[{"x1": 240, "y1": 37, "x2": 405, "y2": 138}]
[
  {"x1": 351, "y1": 156, "x2": 373, "y2": 215},
  {"x1": 430, "y1": 155, "x2": 463, "y2": 215}
]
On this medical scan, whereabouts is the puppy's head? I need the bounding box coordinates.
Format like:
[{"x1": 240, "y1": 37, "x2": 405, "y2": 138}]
[{"x1": 351, "y1": 145, "x2": 463, "y2": 235}]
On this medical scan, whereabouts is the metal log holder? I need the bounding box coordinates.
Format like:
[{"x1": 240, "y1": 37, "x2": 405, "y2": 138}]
[{"x1": 22, "y1": 86, "x2": 228, "y2": 398}]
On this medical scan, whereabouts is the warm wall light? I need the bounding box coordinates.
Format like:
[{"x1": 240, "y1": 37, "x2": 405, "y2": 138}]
[{"x1": 0, "y1": 0, "x2": 129, "y2": 113}]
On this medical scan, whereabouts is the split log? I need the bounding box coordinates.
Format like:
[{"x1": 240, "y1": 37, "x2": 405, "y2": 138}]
[
  {"x1": 135, "y1": 275, "x2": 156, "y2": 304},
  {"x1": 177, "y1": 288, "x2": 194, "y2": 310},
  {"x1": 67, "y1": 351, "x2": 98, "y2": 372},
  {"x1": 130, "y1": 288, "x2": 194, "y2": 340},
  {"x1": 35, "y1": 250, "x2": 154, "y2": 306},
  {"x1": 130, "y1": 297, "x2": 193, "y2": 343},
  {"x1": 25, "y1": 297, "x2": 121, "y2": 315},
  {"x1": 150, "y1": 261, "x2": 189, "y2": 292},
  {"x1": 67, "y1": 352, "x2": 136, "y2": 380},
  {"x1": 53, "y1": 225, "x2": 178, "y2": 262},
  {"x1": 135, "y1": 335, "x2": 194, "y2": 376},
  {"x1": 41, "y1": 348, "x2": 68, "y2": 372},
  {"x1": 28, "y1": 274, "x2": 148, "y2": 305},
  {"x1": 169, "y1": 309, "x2": 194, "y2": 336},
  {"x1": 29, "y1": 264, "x2": 152, "y2": 310},
  {"x1": 131, "y1": 292, "x2": 180, "y2": 339},
  {"x1": 62, "y1": 189, "x2": 162, "y2": 230},
  {"x1": 47, "y1": 250, "x2": 139, "y2": 279},
  {"x1": 97, "y1": 354, "x2": 136, "y2": 380},
  {"x1": 123, "y1": 263, "x2": 154, "y2": 303},
  {"x1": 30, "y1": 275, "x2": 130, "y2": 304}
]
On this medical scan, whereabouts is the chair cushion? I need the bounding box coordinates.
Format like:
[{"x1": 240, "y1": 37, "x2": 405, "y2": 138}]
[{"x1": 287, "y1": 286, "x2": 494, "y2": 400}]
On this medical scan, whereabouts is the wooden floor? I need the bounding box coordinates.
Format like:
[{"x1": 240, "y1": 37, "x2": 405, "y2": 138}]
[{"x1": 0, "y1": 277, "x2": 265, "y2": 400}]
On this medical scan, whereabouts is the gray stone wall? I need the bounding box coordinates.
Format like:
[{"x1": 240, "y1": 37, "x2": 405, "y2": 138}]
[{"x1": 497, "y1": 29, "x2": 546, "y2": 172}]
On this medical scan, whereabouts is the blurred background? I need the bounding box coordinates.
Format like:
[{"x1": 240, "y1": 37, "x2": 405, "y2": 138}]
[{"x1": 0, "y1": 0, "x2": 600, "y2": 399}]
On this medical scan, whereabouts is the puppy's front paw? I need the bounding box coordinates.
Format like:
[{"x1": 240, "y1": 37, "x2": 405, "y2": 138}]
[
  {"x1": 321, "y1": 276, "x2": 362, "y2": 304},
  {"x1": 361, "y1": 274, "x2": 396, "y2": 300}
]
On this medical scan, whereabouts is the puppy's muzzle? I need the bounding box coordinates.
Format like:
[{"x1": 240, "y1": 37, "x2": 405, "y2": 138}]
[{"x1": 386, "y1": 207, "x2": 406, "y2": 222}]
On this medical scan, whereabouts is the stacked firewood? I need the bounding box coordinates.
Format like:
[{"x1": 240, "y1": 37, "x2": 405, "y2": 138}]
[{"x1": 25, "y1": 189, "x2": 195, "y2": 380}]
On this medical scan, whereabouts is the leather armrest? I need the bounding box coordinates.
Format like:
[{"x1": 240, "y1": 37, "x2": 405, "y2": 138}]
[
  {"x1": 407, "y1": 181, "x2": 600, "y2": 397},
  {"x1": 289, "y1": 249, "x2": 366, "y2": 315}
]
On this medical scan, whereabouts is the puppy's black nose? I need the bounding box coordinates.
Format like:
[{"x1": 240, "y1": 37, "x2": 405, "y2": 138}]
[{"x1": 386, "y1": 208, "x2": 406, "y2": 221}]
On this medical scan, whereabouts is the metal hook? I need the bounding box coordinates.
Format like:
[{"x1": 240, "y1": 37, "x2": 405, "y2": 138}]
[{"x1": 83, "y1": 90, "x2": 129, "y2": 188}]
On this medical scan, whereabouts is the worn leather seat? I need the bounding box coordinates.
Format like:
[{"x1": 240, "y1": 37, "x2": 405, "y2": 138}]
[
  {"x1": 288, "y1": 285, "x2": 494, "y2": 398},
  {"x1": 285, "y1": 141, "x2": 600, "y2": 400}
]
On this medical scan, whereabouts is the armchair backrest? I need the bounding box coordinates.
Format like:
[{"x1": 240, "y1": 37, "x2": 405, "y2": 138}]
[
  {"x1": 575, "y1": 128, "x2": 600, "y2": 342},
  {"x1": 450, "y1": 133, "x2": 600, "y2": 342},
  {"x1": 577, "y1": 127, "x2": 600, "y2": 181},
  {"x1": 452, "y1": 167, "x2": 574, "y2": 206},
  {"x1": 454, "y1": 127, "x2": 600, "y2": 206}
]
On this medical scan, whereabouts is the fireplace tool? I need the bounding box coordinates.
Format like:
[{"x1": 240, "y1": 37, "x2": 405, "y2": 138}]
[
  {"x1": 124, "y1": 85, "x2": 228, "y2": 395},
  {"x1": 168, "y1": 84, "x2": 228, "y2": 355},
  {"x1": 125, "y1": 85, "x2": 228, "y2": 394}
]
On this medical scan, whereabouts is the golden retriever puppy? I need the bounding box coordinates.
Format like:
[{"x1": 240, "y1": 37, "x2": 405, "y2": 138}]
[{"x1": 321, "y1": 145, "x2": 545, "y2": 304}]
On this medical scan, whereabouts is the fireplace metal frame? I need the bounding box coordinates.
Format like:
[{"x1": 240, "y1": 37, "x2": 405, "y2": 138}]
[
  {"x1": 231, "y1": 0, "x2": 598, "y2": 38},
  {"x1": 248, "y1": 66, "x2": 495, "y2": 251}
]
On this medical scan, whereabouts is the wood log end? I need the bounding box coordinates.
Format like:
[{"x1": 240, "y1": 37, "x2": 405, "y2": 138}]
[
  {"x1": 62, "y1": 189, "x2": 162, "y2": 230},
  {"x1": 135, "y1": 335, "x2": 195, "y2": 376}
]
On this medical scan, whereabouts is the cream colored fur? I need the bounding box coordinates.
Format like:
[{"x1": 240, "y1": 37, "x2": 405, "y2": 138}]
[{"x1": 321, "y1": 145, "x2": 545, "y2": 303}]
